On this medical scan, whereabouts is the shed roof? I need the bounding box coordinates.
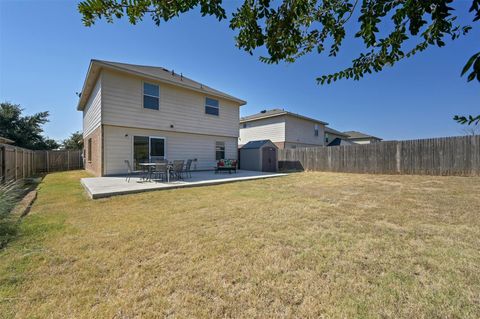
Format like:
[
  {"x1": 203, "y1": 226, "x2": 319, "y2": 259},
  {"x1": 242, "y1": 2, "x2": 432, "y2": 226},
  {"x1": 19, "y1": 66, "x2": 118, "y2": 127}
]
[{"x1": 241, "y1": 140, "x2": 276, "y2": 149}]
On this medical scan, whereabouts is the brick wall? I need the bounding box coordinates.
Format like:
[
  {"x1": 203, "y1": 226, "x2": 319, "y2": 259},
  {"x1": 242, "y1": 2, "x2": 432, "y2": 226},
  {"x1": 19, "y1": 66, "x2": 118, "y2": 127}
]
[{"x1": 84, "y1": 125, "x2": 102, "y2": 176}]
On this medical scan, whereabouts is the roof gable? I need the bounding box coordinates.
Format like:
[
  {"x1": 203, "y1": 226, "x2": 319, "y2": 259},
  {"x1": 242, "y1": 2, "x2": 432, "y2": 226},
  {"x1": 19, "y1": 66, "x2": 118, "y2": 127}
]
[
  {"x1": 77, "y1": 60, "x2": 246, "y2": 110},
  {"x1": 241, "y1": 140, "x2": 277, "y2": 149},
  {"x1": 240, "y1": 109, "x2": 328, "y2": 125},
  {"x1": 344, "y1": 130, "x2": 382, "y2": 140}
]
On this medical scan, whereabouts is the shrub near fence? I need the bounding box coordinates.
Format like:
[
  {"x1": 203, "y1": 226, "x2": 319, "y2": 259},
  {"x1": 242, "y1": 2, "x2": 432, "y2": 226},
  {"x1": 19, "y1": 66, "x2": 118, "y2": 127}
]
[
  {"x1": 1, "y1": 144, "x2": 83, "y2": 182},
  {"x1": 278, "y1": 135, "x2": 480, "y2": 176}
]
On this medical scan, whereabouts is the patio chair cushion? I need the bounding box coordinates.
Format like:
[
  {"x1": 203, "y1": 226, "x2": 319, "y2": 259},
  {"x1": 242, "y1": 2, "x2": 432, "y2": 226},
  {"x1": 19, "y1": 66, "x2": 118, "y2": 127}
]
[{"x1": 217, "y1": 159, "x2": 237, "y2": 168}]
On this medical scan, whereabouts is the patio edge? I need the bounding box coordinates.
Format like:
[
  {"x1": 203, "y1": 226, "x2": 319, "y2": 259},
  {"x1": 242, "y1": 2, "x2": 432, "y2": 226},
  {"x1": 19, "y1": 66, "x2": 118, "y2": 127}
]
[{"x1": 81, "y1": 173, "x2": 288, "y2": 199}]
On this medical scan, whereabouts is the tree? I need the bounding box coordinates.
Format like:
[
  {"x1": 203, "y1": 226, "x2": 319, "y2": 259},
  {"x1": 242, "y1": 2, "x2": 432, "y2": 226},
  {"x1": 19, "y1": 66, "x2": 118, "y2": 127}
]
[
  {"x1": 461, "y1": 125, "x2": 480, "y2": 136},
  {"x1": 77, "y1": 0, "x2": 479, "y2": 124},
  {"x1": 0, "y1": 102, "x2": 59, "y2": 150},
  {"x1": 62, "y1": 131, "x2": 84, "y2": 150}
]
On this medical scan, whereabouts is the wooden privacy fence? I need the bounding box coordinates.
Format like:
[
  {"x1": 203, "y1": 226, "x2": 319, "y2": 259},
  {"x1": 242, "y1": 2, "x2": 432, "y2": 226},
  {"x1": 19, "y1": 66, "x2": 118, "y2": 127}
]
[
  {"x1": 0, "y1": 144, "x2": 35, "y2": 182},
  {"x1": 1, "y1": 144, "x2": 83, "y2": 182},
  {"x1": 34, "y1": 150, "x2": 83, "y2": 173},
  {"x1": 278, "y1": 135, "x2": 480, "y2": 176}
]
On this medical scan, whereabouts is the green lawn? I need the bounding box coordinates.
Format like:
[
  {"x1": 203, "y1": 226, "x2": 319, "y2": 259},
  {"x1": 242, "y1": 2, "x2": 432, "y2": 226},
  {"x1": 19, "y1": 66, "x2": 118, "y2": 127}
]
[{"x1": 1, "y1": 170, "x2": 480, "y2": 318}]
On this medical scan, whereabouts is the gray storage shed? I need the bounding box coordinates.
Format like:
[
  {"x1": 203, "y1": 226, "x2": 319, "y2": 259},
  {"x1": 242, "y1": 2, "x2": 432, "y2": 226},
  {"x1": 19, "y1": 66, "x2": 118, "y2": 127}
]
[{"x1": 239, "y1": 140, "x2": 278, "y2": 172}]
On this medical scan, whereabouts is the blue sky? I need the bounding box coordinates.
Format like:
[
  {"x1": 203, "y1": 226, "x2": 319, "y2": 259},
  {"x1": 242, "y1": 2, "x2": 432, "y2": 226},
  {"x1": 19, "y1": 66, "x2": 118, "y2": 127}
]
[{"x1": 1, "y1": 0, "x2": 479, "y2": 141}]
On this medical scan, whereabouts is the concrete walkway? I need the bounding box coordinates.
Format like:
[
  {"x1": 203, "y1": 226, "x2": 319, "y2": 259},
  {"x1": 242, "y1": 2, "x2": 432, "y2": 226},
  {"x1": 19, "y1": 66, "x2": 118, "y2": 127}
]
[{"x1": 81, "y1": 170, "x2": 287, "y2": 199}]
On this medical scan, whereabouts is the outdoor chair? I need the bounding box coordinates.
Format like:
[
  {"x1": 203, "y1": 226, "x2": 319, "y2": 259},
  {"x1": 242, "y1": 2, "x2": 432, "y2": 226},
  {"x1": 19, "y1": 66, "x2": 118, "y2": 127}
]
[
  {"x1": 215, "y1": 159, "x2": 237, "y2": 174},
  {"x1": 184, "y1": 159, "x2": 193, "y2": 178},
  {"x1": 171, "y1": 160, "x2": 185, "y2": 180},
  {"x1": 124, "y1": 160, "x2": 145, "y2": 182},
  {"x1": 153, "y1": 162, "x2": 168, "y2": 182}
]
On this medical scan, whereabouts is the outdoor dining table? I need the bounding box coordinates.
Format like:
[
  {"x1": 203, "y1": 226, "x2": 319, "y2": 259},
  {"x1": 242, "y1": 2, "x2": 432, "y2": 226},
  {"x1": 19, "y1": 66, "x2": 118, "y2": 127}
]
[{"x1": 138, "y1": 162, "x2": 172, "y2": 183}]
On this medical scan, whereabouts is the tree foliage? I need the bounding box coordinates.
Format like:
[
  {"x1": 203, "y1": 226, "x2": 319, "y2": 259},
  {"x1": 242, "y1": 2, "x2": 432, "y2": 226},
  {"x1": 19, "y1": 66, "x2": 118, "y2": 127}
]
[
  {"x1": 0, "y1": 102, "x2": 59, "y2": 150},
  {"x1": 77, "y1": 0, "x2": 479, "y2": 124},
  {"x1": 62, "y1": 131, "x2": 84, "y2": 150}
]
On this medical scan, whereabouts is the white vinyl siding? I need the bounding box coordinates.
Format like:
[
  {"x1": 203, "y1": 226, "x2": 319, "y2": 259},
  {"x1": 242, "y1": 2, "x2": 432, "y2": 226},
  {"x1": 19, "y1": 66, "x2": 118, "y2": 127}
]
[
  {"x1": 284, "y1": 115, "x2": 325, "y2": 146},
  {"x1": 103, "y1": 125, "x2": 237, "y2": 175},
  {"x1": 101, "y1": 70, "x2": 240, "y2": 138},
  {"x1": 239, "y1": 116, "x2": 286, "y2": 145},
  {"x1": 82, "y1": 76, "x2": 102, "y2": 138}
]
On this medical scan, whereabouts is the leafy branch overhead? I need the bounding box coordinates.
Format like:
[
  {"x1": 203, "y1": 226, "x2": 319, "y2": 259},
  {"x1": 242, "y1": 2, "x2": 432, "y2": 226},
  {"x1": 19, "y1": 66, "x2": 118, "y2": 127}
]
[{"x1": 78, "y1": 0, "x2": 479, "y2": 123}]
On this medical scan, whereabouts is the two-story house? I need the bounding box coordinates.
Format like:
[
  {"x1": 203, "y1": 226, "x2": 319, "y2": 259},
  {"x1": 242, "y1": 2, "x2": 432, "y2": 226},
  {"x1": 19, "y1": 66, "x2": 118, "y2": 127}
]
[
  {"x1": 78, "y1": 60, "x2": 246, "y2": 176},
  {"x1": 344, "y1": 131, "x2": 382, "y2": 144},
  {"x1": 325, "y1": 127, "x2": 353, "y2": 146},
  {"x1": 239, "y1": 109, "x2": 328, "y2": 149}
]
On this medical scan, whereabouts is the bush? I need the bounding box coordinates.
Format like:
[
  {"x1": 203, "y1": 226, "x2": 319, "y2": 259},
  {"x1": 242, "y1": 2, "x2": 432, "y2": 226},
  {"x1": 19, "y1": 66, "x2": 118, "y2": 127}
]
[{"x1": 0, "y1": 180, "x2": 26, "y2": 248}]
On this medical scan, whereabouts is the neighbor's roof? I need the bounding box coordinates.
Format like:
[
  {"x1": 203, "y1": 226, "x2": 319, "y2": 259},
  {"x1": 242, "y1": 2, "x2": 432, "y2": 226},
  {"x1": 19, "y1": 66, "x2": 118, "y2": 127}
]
[
  {"x1": 0, "y1": 136, "x2": 14, "y2": 144},
  {"x1": 325, "y1": 126, "x2": 350, "y2": 137},
  {"x1": 241, "y1": 140, "x2": 277, "y2": 149},
  {"x1": 344, "y1": 130, "x2": 382, "y2": 140},
  {"x1": 240, "y1": 109, "x2": 328, "y2": 125},
  {"x1": 327, "y1": 138, "x2": 354, "y2": 146},
  {"x1": 77, "y1": 60, "x2": 246, "y2": 110}
]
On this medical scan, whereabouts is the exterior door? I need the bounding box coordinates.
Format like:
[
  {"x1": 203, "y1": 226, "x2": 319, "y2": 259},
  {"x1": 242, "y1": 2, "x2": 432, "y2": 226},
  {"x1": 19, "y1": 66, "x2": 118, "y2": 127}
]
[
  {"x1": 262, "y1": 147, "x2": 277, "y2": 172},
  {"x1": 133, "y1": 136, "x2": 166, "y2": 168}
]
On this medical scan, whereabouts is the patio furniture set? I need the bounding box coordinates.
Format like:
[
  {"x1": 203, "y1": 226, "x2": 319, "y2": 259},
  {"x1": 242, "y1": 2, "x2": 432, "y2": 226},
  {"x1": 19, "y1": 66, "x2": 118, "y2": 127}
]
[
  {"x1": 124, "y1": 159, "x2": 193, "y2": 183},
  {"x1": 125, "y1": 158, "x2": 239, "y2": 183}
]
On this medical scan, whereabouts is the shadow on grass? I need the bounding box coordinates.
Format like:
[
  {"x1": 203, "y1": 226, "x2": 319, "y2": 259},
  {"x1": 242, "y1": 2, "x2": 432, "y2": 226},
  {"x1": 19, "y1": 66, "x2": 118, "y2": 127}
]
[{"x1": 0, "y1": 178, "x2": 40, "y2": 249}]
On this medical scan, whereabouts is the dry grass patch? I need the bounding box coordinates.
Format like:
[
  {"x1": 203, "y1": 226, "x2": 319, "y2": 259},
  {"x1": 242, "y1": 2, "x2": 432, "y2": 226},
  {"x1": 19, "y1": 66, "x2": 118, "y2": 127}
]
[{"x1": 1, "y1": 170, "x2": 480, "y2": 318}]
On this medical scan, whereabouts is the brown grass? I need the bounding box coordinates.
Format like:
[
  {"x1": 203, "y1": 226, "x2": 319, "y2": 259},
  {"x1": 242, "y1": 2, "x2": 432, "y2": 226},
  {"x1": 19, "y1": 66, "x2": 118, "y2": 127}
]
[{"x1": 1, "y1": 170, "x2": 480, "y2": 318}]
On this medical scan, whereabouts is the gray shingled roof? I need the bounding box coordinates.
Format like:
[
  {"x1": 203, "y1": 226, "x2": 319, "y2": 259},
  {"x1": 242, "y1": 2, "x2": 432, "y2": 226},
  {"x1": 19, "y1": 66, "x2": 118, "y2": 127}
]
[
  {"x1": 240, "y1": 109, "x2": 328, "y2": 125},
  {"x1": 344, "y1": 130, "x2": 382, "y2": 140},
  {"x1": 78, "y1": 60, "x2": 246, "y2": 110},
  {"x1": 325, "y1": 126, "x2": 350, "y2": 137},
  {"x1": 241, "y1": 140, "x2": 276, "y2": 149}
]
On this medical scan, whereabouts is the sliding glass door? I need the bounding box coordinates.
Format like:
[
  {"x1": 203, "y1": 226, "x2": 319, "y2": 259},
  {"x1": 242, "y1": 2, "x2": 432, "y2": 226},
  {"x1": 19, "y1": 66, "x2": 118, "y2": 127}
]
[
  {"x1": 133, "y1": 136, "x2": 166, "y2": 168},
  {"x1": 149, "y1": 137, "x2": 165, "y2": 162}
]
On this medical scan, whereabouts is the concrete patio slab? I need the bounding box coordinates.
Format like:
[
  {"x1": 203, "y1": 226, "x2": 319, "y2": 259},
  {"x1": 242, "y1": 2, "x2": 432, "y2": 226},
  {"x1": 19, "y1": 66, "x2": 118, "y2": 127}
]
[{"x1": 81, "y1": 170, "x2": 287, "y2": 199}]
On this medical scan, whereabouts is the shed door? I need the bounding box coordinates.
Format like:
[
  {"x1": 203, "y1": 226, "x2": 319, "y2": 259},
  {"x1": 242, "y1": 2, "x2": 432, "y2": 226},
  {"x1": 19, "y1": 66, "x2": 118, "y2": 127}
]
[{"x1": 262, "y1": 147, "x2": 277, "y2": 172}]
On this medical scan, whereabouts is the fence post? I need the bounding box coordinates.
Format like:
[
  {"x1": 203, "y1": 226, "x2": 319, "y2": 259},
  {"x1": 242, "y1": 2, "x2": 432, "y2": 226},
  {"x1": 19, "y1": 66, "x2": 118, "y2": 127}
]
[
  {"x1": 0, "y1": 145, "x2": 4, "y2": 182},
  {"x1": 22, "y1": 149, "x2": 25, "y2": 178},
  {"x1": 396, "y1": 142, "x2": 401, "y2": 174},
  {"x1": 67, "y1": 150, "x2": 70, "y2": 170},
  {"x1": 46, "y1": 151, "x2": 49, "y2": 173},
  {"x1": 14, "y1": 147, "x2": 17, "y2": 180}
]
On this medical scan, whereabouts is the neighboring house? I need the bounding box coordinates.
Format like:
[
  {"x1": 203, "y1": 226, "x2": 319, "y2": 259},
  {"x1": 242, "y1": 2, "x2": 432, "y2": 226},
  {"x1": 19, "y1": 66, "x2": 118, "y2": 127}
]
[
  {"x1": 325, "y1": 127, "x2": 352, "y2": 146},
  {"x1": 344, "y1": 130, "x2": 382, "y2": 144},
  {"x1": 0, "y1": 137, "x2": 14, "y2": 144},
  {"x1": 78, "y1": 60, "x2": 246, "y2": 176},
  {"x1": 239, "y1": 109, "x2": 328, "y2": 149}
]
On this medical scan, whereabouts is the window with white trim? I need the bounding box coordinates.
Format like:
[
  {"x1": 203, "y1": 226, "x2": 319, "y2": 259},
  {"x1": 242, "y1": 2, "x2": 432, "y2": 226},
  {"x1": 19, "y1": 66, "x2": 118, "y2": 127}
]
[
  {"x1": 143, "y1": 83, "x2": 159, "y2": 110},
  {"x1": 205, "y1": 97, "x2": 219, "y2": 116},
  {"x1": 215, "y1": 141, "x2": 225, "y2": 160},
  {"x1": 314, "y1": 124, "x2": 319, "y2": 137},
  {"x1": 87, "y1": 138, "x2": 92, "y2": 162}
]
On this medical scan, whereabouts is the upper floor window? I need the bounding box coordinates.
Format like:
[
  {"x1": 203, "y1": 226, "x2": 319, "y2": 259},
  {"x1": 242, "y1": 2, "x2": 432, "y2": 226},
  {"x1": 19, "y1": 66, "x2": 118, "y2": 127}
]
[
  {"x1": 143, "y1": 83, "x2": 159, "y2": 110},
  {"x1": 325, "y1": 133, "x2": 330, "y2": 143},
  {"x1": 205, "y1": 97, "x2": 219, "y2": 116},
  {"x1": 314, "y1": 124, "x2": 319, "y2": 137}
]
